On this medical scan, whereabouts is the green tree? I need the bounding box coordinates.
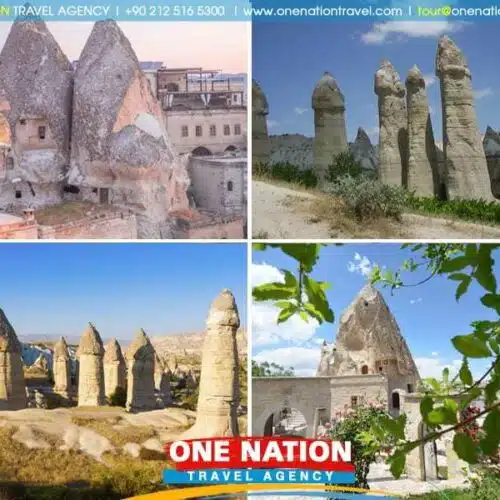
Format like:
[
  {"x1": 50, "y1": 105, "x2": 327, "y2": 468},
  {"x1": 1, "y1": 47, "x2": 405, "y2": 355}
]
[
  {"x1": 252, "y1": 360, "x2": 295, "y2": 377},
  {"x1": 253, "y1": 243, "x2": 500, "y2": 479}
]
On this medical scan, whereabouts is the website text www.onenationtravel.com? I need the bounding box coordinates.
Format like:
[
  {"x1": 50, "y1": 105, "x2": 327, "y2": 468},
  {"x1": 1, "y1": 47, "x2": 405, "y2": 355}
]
[{"x1": 245, "y1": 5, "x2": 500, "y2": 18}]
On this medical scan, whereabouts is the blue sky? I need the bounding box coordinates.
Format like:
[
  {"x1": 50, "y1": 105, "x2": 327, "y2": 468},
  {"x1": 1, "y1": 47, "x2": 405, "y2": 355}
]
[
  {"x1": 0, "y1": 243, "x2": 247, "y2": 341},
  {"x1": 253, "y1": 20, "x2": 500, "y2": 143},
  {"x1": 252, "y1": 244, "x2": 497, "y2": 379}
]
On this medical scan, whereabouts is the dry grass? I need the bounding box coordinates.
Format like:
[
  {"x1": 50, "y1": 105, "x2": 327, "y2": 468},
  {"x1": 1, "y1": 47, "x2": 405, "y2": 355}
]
[
  {"x1": 0, "y1": 425, "x2": 169, "y2": 499},
  {"x1": 35, "y1": 201, "x2": 120, "y2": 226},
  {"x1": 284, "y1": 191, "x2": 407, "y2": 239}
]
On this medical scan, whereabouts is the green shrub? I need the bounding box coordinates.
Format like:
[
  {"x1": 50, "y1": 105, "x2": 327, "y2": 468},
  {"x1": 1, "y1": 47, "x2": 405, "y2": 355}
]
[
  {"x1": 326, "y1": 175, "x2": 407, "y2": 221},
  {"x1": 254, "y1": 162, "x2": 318, "y2": 188},
  {"x1": 108, "y1": 386, "x2": 127, "y2": 407},
  {"x1": 406, "y1": 195, "x2": 500, "y2": 225},
  {"x1": 327, "y1": 152, "x2": 364, "y2": 182},
  {"x1": 469, "y1": 470, "x2": 500, "y2": 500}
]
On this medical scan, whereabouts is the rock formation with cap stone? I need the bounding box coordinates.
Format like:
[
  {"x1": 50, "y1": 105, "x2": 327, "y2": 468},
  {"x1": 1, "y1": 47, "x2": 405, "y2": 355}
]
[
  {"x1": 53, "y1": 337, "x2": 72, "y2": 398},
  {"x1": 181, "y1": 289, "x2": 240, "y2": 439},
  {"x1": 104, "y1": 338, "x2": 126, "y2": 399}
]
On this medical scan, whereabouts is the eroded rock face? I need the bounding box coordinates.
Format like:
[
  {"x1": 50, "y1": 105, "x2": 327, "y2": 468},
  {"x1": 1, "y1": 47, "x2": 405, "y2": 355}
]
[
  {"x1": 53, "y1": 337, "x2": 72, "y2": 398},
  {"x1": 103, "y1": 338, "x2": 126, "y2": 399},
  {"x1": 406, "y1": 65, "x2": 439, "y2": 197},
  {"x1": 181, "y1": 289, "x2": 240, "y2": 439},
  {"x1": 350, "y1": 127, "x2": 378, "y2": 174},
  {"x1": 68, "y1": 20, "x2": 190, "y2": 237},
  {"x1": 436, "y1": 36, "x2": 494, "y2": 201},
  {"x1": 312, "y1": 72, "x2": 348, "y2": 184},
  {"x1": 483, "y1": 126, "x2": 500, "y2": 199},
  {"x1": 76, "y1": 323, "x2": 105, "y2": 406},
  {"x1": 252, "y1": 80, "x2": 270, "y2": 166},
  {"x1": 318, "y1": 285, "x2": 420, "y2": 404},
  {"x1": 0, "y1": 17, "x2": 73, "y2": 209},
  {"x1": 375, "y1": 60, "x2": 408, "y2": 187},
  {"x1": 126, "y1": 329, "x2": 156, "y2": 412},
  {"x1": 0, "y1": 309, "x2": 27, "y2": 410}
]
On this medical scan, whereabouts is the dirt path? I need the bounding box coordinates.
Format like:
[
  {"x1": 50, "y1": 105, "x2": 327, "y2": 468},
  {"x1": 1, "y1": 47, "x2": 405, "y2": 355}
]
[{"x1": 252, "y1": 180, "x2": 500, "y2": 239}]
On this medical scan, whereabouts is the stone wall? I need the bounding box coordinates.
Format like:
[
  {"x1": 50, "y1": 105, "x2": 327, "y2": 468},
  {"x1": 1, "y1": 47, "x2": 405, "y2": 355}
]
[
  {"x1": 38, "y1": 212, "x2": 137, "y2": 239},
  {"x1": 186, "y1": 217, "x2": 244, "y2": 239},
  {"x1": 188, "y1": 156, "x2": 247, "y2": 216},
  {"x1": 0, "y1": 218, "x2": 38, "y2": 239},
  {"x1": 330, "y1": 374, "x2": 388, "y2": 412},
  {"x1": 486, "y1": 155, "x2": 500, "y2": 198},
  {"x1": 252, "y1": 377, "x2": 332, "y2": 437}
]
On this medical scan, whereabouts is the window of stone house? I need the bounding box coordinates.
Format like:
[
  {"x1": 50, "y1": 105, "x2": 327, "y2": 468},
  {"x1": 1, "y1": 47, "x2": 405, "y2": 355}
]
[
  {"x1": 99, "y1": 188, "x2": 109, "y2": 204},
  {"x1": 361, "y1": 365, "x2": 368, "y2": 375},
  {"x1": 20, "y1": 119, "x2": 26, "y2": 125},
  {"x1": 351, "y1": 396, "x2": 358, "y2": 408},
  {"x1": 15, "y1": 189, "x2": 21, "y2": 199},
  {"x1": 234, "y1": 124, "x2": 241, "y2": 135},
  {"x1": 6, "y1": 157, "x2": 13, "y2": 169},
  {"x1": 38, "y1": 126, "x2": 46, "y2": 140},
  {"x1": 210, "y1": 125, "x2": 216, "y2": 136},
  {"x1": 181, "y1": 126, "x2": 188, "y2": 137},
  {"x1": 224, "y1": 125, "x2": 230, "y2": 136},
  {"x1": 378, "y1": 365, "x2": 383, "y2": 372},
  {"x1": 227, "y1": 181, "x2": 233, "y2": 192},
  {"x1": 195, "y1": 125, "x2": 202, "y2": 137},
  {"x1": 407, "y1": 384, "x2": 414, "y2": 393}
]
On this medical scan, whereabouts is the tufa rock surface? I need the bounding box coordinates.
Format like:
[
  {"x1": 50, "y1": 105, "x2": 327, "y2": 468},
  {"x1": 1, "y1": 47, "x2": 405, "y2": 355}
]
[
  {"x1": 436, "y1": 36, "x2": 494, "y2": 201},
  {"x1": 181, "y1": 289, "x2": 240, "y2": 439},
  {"x1": 318, "y1": 285, "x2": 420, "y2": 394},
  {"x1": 0, "y1": 309, "x2": 27, "y2": 410},
  {"x1": 76, "y1": 323, "x2": 105, "y2": 406},
  {"x1": 483, "y1": 126, "x2": 500, "y2": 199},
  {"x1": 126, "y1": 329, "x2": 156, "y2": 412},
  {"x1": 406, "y1": 65, "x2": 439, "y2": 197},
  {"x1": 0, "y1": 17, "x2": 73, "y2": 208},
  {"x1": 312, "y1": 72, "x2": 349, "y2": 184},
  {"x1": 68, "y1": 20, "x2": 190, "y2": 237},
  {"x1": 53, "y1": 337, "x2": 72, "y2": 398},
  {"x1": 375, "y1": 60, "x2": 408, "y2": 187},
  {"x1": 252, "y1": 79, "x2": 270, "y2": 166},
  {"x1": 103, "y1": 338, "x2": 126, "y2": 399}
]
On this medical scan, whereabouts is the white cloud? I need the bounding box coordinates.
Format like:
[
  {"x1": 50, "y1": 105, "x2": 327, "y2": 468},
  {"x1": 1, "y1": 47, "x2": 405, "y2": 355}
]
[
  {"x1": 474, "y1": 88, "x2": 493, "y2": 100},
  {"x1": 424, "y1": 74, "x2": 436, "y2": 88},
  {"x1": 410, "y1": 298, "x2": 423, "y2": 305},
  {"x1": 267, "y1": 119, "x2": 279, "y2": 129},
  {"x1": 347, "y1": 253, "x2": 375, "y2": 277},
  {"x1": 415, "y1": 356, "x2": 462, "y2": 379},
  {"x1": 252, "y1": 263, "x2": 320, "y2": 347},
  {"x1": 254, "y1": 346, "x2": 320, "y2": 376},
  {"x1": 361, "y1": 21, "x2": 466, "y2": 45},
  {"x1": 294, "y1": 107, "x2": 308, "y2": 116},
  {"x1": 431, "y1": 352, "x2": 439, "y2": 357}
]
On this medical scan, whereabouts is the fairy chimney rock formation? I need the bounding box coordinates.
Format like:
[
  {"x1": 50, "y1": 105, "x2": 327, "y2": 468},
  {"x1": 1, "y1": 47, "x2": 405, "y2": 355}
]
[
  {"x1": 483, "y1": 126, "x2": 500, "y2": 198},
  {"x1": 76, "y1": 323, "x2": 105, "y2": 406},
  {"x1": 0, "y1": 16, "x2": 73, "y2": 208},
  {"x1": 252, "y1": 80, "x2": 270, "y2": 166},
  {"x1": 405, "y1": 65, "x2": 439, "y2": 196},
  {"x1": 436, "y1": 36, "x2": 494, "y2": 201},
  {"x1": 350, "y1": 127, "x2": 378, "y2": 173},
  {"x1": 125, "y1": 329, "x2": 156, "y2": 412},
  {"x1": 322, "y1": 285, "x2": 420, "y2": 394},
  {"x1": 375, "y1": 60, "x2": 408, "y2": 187},
  {"x1": 53, "y1": 337, "x2": 72, "y2": 398},
  {"x1": 154, "y1": 355, "x2": 172, "y2": 405},
  {"x1": 104, "y1": 338, "x2": 126, "y2": 399},
  {"x1": 181, "y1": 289, "x2": 240, "y2": 439},
  {"x1": 68, "y1": 20, "x2": 190, "y2": 238},
  {"x1": 0, "y1": 309, "x2": 27, "y2": 410},
  {"x1": 312, "y1": 72, "x2": 348, "y2": 184}
]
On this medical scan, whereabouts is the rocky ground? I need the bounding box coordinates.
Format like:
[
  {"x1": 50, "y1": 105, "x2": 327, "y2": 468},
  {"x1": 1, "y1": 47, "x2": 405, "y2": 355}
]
[{"x1": 253, "y1": 180, "x2": 500, "y2": 239}]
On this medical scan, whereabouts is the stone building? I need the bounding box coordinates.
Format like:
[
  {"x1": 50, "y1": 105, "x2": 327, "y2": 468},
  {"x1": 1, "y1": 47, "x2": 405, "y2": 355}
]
[
  {"x1": 157, "y1": 68, "x2": 247, "y2": 156},
  {"x1": 0, "y1": 16, "x2": 73, "y2": 210},
  {"x1": 253, "y1": 284, "x2": 420, "y2": 437},
  {"x1": 0, "y1": 308, "x2": 27, "y2": 410}
]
